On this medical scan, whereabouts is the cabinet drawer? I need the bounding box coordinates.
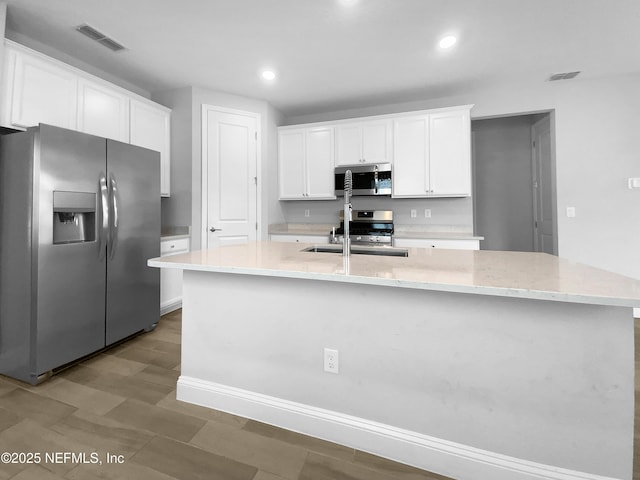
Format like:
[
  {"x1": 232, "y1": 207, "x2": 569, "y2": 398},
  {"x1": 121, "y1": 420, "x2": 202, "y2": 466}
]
[{"x1": 161, "y1": 237, "x2": 190, "y2": 256}]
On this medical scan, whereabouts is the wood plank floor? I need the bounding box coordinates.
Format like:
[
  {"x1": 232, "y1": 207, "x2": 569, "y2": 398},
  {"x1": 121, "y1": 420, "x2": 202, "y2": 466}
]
[{"x1": 0, "y1": 309, "x2": 452, "y2": 480}]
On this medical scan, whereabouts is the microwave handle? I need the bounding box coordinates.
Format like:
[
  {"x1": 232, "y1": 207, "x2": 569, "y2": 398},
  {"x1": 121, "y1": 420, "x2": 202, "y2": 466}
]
[{"x1": 374, "y1": 166, "x2": 379, "y2": 194}]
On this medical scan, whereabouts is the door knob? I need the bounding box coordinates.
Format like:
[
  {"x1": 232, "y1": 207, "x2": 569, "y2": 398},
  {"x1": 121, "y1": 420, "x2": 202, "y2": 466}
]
[{"x1": 209, "y1": 227, "x2": 223, "y2": 232}]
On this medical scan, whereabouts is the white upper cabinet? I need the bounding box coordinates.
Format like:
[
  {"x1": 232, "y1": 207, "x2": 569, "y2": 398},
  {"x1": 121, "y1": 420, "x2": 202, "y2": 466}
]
[
  {"x1": 279, "y1": 129, "x2": 306, "y2": 199},
  {"x1": 1, "y1": 40, "x2": 171, "y2": 196},
  {"x1": 2, "y1": 45, "x2": 78, "y2": 130},
  {"x1": 335, "y1": 120, "x2": 392, "y2": 166},
  {"x1": 305, "y1": 127, "x2": 335, "y2": 198},
  {"x1": 130, "y1": 99, "x2": 171, "y2": 197},
  {"x1": 279, "y1": 126, "x2": 335, "y2": 200},
  {"x1": 429, "y1": 108, "x2": 471, "y2": 196},
  {"x1": 77, "y1": 78, "x2": 129, "y2": 142},
  {"x1": 392, "y1": 115, "x2": 429, "y2": 197},
  {"x1": 393, "y1": 106, "x2": 472, "y2": 197}
]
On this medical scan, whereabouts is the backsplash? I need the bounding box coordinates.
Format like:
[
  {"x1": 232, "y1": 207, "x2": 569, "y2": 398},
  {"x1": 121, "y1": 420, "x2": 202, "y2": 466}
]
[{"x1": 280, "y1": 196, "x2": 474, "y2": 232}]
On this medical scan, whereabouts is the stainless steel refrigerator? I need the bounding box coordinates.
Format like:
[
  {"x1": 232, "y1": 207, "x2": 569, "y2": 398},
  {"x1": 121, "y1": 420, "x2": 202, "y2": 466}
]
[{"x1": 0, "y1": 124, "x2": 160, "y2": 384}]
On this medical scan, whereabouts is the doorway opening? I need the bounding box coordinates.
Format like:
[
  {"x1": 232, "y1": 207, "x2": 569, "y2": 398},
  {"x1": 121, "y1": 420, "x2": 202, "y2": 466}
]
[{"x1": 472, "y1": 112, "x2": 557, "y2": 254}]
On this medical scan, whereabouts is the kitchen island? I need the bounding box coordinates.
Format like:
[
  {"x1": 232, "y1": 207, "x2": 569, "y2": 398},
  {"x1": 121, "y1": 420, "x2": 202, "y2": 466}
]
[{"x1": 149, "y1": 242, "x2": 640, "y2": 480}]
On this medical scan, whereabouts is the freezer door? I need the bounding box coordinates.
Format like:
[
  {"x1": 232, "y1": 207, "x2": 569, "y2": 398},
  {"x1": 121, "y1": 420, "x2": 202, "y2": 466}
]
[
  {"x1": 105, "y1": 139, "x2": 160, "y2": 345},
  {"x1": 36, "y1": 125, "x2": 107, "y2": 374}
]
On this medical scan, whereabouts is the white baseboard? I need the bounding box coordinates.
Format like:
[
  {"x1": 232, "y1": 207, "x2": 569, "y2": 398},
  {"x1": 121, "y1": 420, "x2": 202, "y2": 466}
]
[
  {"x1": 177, "y1": 376, "x2": 620, "y2": 480},
  {"x1": 160, "y1": 299, "x2": 182, "y2": 316}
]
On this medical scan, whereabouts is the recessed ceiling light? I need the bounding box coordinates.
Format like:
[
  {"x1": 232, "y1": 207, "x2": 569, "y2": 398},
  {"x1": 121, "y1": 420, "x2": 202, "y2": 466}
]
[
  {"x1": 261, "y1": 70, "x2": 276, "y2": 81},
  {"x1": 438, "y1": 35, "x2": 457, "y2": 49}
]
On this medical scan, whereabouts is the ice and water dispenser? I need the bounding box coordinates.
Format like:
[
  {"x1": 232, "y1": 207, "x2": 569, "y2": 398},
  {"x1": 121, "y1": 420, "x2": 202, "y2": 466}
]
[{"x1": 52, "y1": 191, "x2": 96, "y2": 244}]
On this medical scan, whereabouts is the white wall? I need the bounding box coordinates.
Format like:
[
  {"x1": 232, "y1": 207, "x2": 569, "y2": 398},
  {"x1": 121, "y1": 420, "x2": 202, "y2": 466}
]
[{"x1": 285, "y1": 75, "x2": 640, "y2": 281}]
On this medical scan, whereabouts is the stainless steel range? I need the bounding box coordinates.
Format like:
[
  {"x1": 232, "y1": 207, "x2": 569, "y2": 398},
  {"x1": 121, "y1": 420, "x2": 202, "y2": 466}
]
[{"x1": 331, "y1": 210, "x2": 394, "y2": 245}]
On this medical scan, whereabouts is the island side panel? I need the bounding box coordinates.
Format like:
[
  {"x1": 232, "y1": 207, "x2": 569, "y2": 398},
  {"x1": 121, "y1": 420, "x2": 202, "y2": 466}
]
[{"x1": 178, "y1": 269, "x2": 633, "y2": 480}]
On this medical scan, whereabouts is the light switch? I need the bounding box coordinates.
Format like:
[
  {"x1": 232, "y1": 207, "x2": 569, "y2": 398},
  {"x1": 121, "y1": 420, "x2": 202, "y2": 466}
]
[
  {"x1": 628, "y1": 178, "x2": 640, "y2": 189},
  {"x1": 566, "y1": 207, "x2": 576, "y2": 218},
  {"x1": 424, "y1": 209, "x2": 431, "y2": 218}
]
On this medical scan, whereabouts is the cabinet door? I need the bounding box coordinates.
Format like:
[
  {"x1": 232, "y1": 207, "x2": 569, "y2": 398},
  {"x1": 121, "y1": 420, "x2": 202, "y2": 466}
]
[
  {"x1": 429, "y1": 109, "x2": 471, "y2": 196},
  {"x1": 361, "y1": 120, "x2": 392, "y2": 164},
  {"x1": 78, "y1": 78, "x2": 129, "y2": 142},
  {"x1": 335, "y1": 123, "x2": 361, "y2": 166},
  {"x1": 160, "y1": 237, "x2": 190, "y2": 314},
  {"x1": 305, "y1": 127, "x2": 335, "y2": 199},
  {"x1": 7, "y1": 47, "x2": 77, "y2": 129},
  {"x1": 278, "y1": 129, "x2": 306, "y2": 199},
  {"x1": 392, "y1": 115, "x2": 429, "y2": 197},
  {"x1": 130, "y1": 99, "x2": 171, "y2": 196}
]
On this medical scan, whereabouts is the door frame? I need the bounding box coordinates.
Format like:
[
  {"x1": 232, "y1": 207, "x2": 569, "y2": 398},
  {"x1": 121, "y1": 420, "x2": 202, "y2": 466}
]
[
  {"x1": 530, "y1": 112, "x2": 558, "y2": 255},
  {"x1": 200, "y1": 104, "x2": 261, "y2": 250},
  {"x1": 471, "y1": 110, "x2": 557, "y2": 253}
]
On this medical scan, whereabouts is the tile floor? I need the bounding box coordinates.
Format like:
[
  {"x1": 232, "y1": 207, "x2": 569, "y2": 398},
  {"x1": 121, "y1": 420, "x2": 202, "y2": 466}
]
[{"x1": 0, "y1": 310, "x2": 452, "y2": 480}]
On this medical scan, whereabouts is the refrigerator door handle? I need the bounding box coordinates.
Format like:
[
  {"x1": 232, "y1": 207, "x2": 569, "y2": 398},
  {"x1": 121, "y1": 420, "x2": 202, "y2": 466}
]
[
  {"x1": 98, "y1": 174, "x2": 109, "y2": 260},
  {"x1": 108, "y1": 174, "x2": 120, "y2": 260}
]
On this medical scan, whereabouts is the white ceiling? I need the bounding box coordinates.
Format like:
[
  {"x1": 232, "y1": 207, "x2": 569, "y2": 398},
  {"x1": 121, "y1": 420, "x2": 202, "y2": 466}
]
[{"x1": 4, "y1": 0, "x2": 640, "y2": 117}]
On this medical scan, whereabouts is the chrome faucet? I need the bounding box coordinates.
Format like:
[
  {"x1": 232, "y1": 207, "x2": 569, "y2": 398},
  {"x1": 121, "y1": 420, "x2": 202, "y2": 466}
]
[{"x1": 343, "y1": 170, "x2": 352, "y2": 257}]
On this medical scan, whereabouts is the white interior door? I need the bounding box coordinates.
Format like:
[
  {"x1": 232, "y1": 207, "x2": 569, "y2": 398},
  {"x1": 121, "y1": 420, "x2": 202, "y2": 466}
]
[
  {"x1": 202, "y1": 106, "x2": 258, "y2": 249},
  {"x1": 532, "y1": 115, "x2": 555, "y2": 254}
]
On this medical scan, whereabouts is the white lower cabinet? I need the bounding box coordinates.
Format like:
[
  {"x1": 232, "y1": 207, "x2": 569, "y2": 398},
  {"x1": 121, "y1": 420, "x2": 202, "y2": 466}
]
[
  {"x1": 393, "y1": 237, "x2": 479, "y2": 250},
  {"x1": 270, "y1": 234, "x2": 330, "y2": 244},
  {"x1": 160, "y1": 237, "x2": 190, "y2": 314}
]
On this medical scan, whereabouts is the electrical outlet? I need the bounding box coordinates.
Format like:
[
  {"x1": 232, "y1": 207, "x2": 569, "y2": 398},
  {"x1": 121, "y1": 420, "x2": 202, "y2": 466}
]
[
  {"x1": 566, "y1": 207, "x2": 576, "y2": 218},
  {"x1": 424, "y1": 209, "x2": 431, "y2": 218},
  {"x1": 304, "y1": 209, "x2": 310, "y2": 217},
  {"x1": 324, "y1": 348, "x2": 339, "y2": 374},
  {"x1": 410, "y1": 209, "x2": 417, "y2": 218}
]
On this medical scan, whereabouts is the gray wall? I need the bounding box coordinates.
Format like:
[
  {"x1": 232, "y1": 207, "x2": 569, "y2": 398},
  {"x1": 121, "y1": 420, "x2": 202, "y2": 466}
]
[
  {"x1": 473, "y1": 116, "x2": 537, "y2": 251},
  {"x1": 0, "y1": 3, "x2": 6, "y2": 99},
  {"x1": 152, "y1": 88, "x2": 193, "y2": 229}
]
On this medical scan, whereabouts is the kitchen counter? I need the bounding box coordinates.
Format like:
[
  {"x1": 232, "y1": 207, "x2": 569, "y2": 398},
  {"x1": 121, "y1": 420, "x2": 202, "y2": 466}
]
[
  {"x1": 149, "y1": 241, "x2": 640, "y2": 307},
  {"x1": 149, "y1": 242, "x2": 637, "y2": 480}
]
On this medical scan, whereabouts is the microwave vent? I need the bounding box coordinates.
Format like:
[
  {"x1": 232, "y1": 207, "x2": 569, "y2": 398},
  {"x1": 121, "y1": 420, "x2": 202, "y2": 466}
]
[
  {"x1": 76, "y1": 24, "x2": 126, "y2": 52},
  {"x1": 548, "y1": 71, "x2": 580, "y2": 81}
]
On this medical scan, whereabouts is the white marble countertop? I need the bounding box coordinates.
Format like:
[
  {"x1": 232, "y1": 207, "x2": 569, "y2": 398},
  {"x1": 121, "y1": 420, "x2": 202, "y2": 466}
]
[{"x1": 148, "y1": 242, "x2": 640, "y2": 307}]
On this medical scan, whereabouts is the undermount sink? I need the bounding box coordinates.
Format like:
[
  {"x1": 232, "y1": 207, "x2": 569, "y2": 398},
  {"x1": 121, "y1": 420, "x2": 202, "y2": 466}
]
[{"x1": 302, "y1": 245, "x2": 409, "y2": 257}]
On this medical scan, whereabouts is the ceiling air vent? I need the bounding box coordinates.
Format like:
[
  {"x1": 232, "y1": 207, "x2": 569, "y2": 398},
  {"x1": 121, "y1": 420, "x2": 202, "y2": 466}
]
[
  {"x1": 548, "y1": 71, "x2": 581, "y2": 81},
  {"x1": 76, "y1": 24, "x2": 126, "y2": 52}
]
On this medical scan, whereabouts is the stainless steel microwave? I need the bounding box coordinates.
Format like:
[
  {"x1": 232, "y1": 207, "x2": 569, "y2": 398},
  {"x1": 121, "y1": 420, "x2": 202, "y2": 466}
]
[{"x1": 335, "y1": 163, "x2": 392, "y2": 196}]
